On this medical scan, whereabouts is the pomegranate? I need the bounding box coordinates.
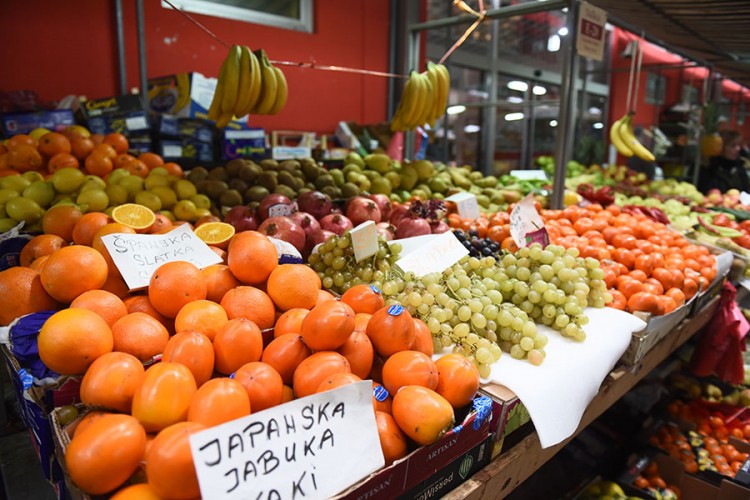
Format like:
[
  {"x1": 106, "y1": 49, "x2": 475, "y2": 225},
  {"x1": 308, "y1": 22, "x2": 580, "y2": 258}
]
[
  {"x1": 257, "y1": 216, "x2": 306, "y2": 252},
  {"x1": 223, "y1": 205, "x2": 259, "y2": 232},
  {"x1": 320, "y1": 214, "x2": 354, "y2": 236},
  {"x1": 376, "y1": 222, "x2": 396, "y2": 241},
  {"x1": 368, "y1": 194, "x2": 392, "y2": 221},
  {"x1": 395, "y1": 217, "x2": 431, "y2": 239},
  {"x1": 346, "y1": 196, "x2": 382, "y2": 226},
  {"x1": 296, "y1": 191, "x2": 333, "y2": 220},
  {"x1": 257, "y1": 194, "x2": 294, "y2": 221},
  {"x1": 430, "y1": 220, "x2": 450, "y2": 234},
  {"x1": 389, "y1": 203, "x2": 411, "y2": 227}
]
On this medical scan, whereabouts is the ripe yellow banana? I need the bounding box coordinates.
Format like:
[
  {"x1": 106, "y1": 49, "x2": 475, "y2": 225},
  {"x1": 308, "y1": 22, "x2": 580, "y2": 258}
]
[
  {"x1": 174, "y1": 73, "x2": 192, "y2": 113},
  {"x1": 404, "y1": 72, "x2": 426, "y2": 129},
  {"x1": 415, "y1": 71, "x2": 434, "y2": 128},
  {"x1": 619, "y1": 115, "x2": 655, "y2": 162},
  {"x1": 215, "y1": 111, "x2": 234, "y2": 129},
  {"x1": 233, "y1": 45, "x2": 253, "y2": 117},
  {"x1": 253, "y1": 49, "x2": 277, "y2": 115},
  {"x1": 235, "y1": 46, "x2": 262, "y2": 117},
  {"x1": 425, "y1": 62, "x2": 441, "y2": 126},
  {"x1": 207, "y1": 61, "x2": 226, "y2": 121},
  {"x1": 221, "y1": 45, "x2": 242, "y2": 114},
  {"x1": 434, "y1": 63, "x2": 451, "y2": 119},
  {"x1": 390, "y1": 72, "x2": 420, "y2": 132},
  {"x1": 609, "y1": 115, "x2": 633, "y2": 157},
  {"x1": 268, "y1": 65, "x2": 288, "y2": 115}
]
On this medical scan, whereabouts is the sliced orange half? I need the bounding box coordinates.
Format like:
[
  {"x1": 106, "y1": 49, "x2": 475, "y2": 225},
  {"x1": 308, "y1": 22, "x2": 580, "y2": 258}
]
[
  {"x1": 111, "y1": 203, "x2": 156, "y2": 232},
  {"x1": 194, "y1": 221, "x2": 235, "y2": 249}
]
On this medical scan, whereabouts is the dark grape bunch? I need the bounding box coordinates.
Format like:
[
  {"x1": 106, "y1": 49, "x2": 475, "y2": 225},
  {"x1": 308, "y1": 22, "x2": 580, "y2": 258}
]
[{"x1": 453, "y1": 229, "x2": 502, "y2": 258}]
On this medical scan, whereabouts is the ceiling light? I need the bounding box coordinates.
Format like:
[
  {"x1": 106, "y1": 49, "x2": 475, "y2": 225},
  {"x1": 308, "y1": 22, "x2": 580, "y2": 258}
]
[
  {"x1": 588, "y1": 107, "x2": 602, "y2": 115},
  {"x1": 547, "y1": 34, "x2": 561, "y2": 52},
  {"x1": 558, "y1": 27, "x2": 569, "y2": 36},
  {"x1": 468, "y1": 89, "x2": 489, "y2": 99},
  {"x1": 593, "y1": 122, "x2": 604, "y2": 129},
  {"x1": 507, "y1": 81, "x2": 528, "y2": 92},
  {"x1": 533, "y1": 85, "x2": 547, "y2": 96},
  {"x1": 505, "y1": 112, "x2": 525, "y2": 121},
  {"x1": 446, "y1": 105, "x2": 466, "y2": 115},
  {"x1": 464, "y1": 124, "x2": 481, "y2": 133},
  {"x1": 507, "y1": 96, "x2": 524, "y2": 103},
  {"x1": 550, "y1": 120, "x2": 558, "y2": 127}
]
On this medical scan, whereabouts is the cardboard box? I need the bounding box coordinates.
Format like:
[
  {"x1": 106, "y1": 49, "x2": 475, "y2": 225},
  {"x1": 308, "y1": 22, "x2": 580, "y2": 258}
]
[
  {"x1": 157, "y1": 138, "x2": 215, "y2": 164},
  {"x1": 333, "y1": 395, "x2": 502, "y2": 499},
  {"x1": 0, "y1": 109, "x2": 76, "y2": 137},
  {"x1": 78, "y1": 94, "x2": 150, "y2": 136},
  {"x1": 619, "y1": 297, "x2": 694, "y2": 366},
  {"x1": 222, "y1": 128, "x2": 267, "y2": 160},
  {"x1": 2, "y1": 345, "x2": 80, "y2": 482},
  {"x1": 155, "y1": 115, "x2": 214, "y2": 143},
  {"x1": 478, "y1": 383, "x2": 530, "y2": 458}
]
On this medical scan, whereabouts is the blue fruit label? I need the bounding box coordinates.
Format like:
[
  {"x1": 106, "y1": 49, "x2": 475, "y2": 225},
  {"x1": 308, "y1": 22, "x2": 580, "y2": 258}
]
[
  {"x1": 373, "y1": 385, "x2": 389, "y2": 402},
  {"x1": 387, "y1": 304, "x2": 404, "y2": 316},
  {"x1": 370, "y1": 284, "x2": 381, "y2": 295}
]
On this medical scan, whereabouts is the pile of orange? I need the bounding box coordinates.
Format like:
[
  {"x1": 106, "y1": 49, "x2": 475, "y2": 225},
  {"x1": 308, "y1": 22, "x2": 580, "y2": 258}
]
[
  {"x1": 0, "y1": 128, "x2": 183, "y2": 179},
  {"x1": 631, "y1": 459, "x2": 681, "y2": 498}
]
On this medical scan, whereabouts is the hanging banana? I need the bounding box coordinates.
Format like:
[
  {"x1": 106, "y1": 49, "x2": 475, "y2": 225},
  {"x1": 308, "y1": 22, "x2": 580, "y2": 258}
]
[
  {"x1": 619, "y1": 114, "x2": 655, "y2": 162},
  {"x1": 609, "y1": 114, "x2": 634, "y2": 158},
  {"x1": 390, "y1": 62, "x2": 451, "y2": 132}
]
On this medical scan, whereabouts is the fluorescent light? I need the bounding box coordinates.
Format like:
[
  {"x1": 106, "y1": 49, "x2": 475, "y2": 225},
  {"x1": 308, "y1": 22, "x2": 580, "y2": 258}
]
[
  {"x1": 547, "y1": 34, "x2": 561, "y2": 52},
  {"x1": 446, "y1": 105, "x2": 466, "y2": 115},
  {"x1": 550, "y1": 120, "x2": 558, "y2": 127},
  {"x1": 558, "y1": 27, "x2": 569, "y2": 36},
  {"x1": 507, "y1": 81, "x2": 528, "y2": 92},
  {"x1": 505, "y1": 112, "x2": 525, "y2": 121},
  {"x1": 507, "y1": 96, "x2": 524, "y2": 103},
  {"x1": 464, "y1": 124, "x2": 481, "y2": 133},
  {"x1": 468, "y1": 89, "x2": 489, "y2": 99},
  {"x1": 593, "y1": 122, "x2": 604, "y2": 129},
  {"x1": 533, "y1": 85, "x2": 547, "y2": 96},
  {"x1": 588, "y1": 107, "x2": 602, "y2": 115}
]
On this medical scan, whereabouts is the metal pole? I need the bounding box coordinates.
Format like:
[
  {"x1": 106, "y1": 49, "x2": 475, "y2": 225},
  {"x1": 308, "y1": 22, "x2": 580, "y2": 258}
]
[
  {"x1": 387, "y1": 0, "x2": 400, "y2": 119},
  {"x1": 693, "y1": 67, "x2": 714, "y2": 187},
  {"x1": 404, "y1": 29, "x2": 420, "y2": 160},
  {"x1": 551, "y1": 0, "x2": 579, "y2": 209},
  {"x1": 482, "y1": 12, "x2": 500, "y2": 176},
  {"x1": 114, "y1": 0, "x2": 128, "y2": 95},
  {"x1": 136, "y1": 0, "x2": 148, "y2": 105},
  {"x1": 409, "y1": 0, "x2": 568, "y2": 32}
]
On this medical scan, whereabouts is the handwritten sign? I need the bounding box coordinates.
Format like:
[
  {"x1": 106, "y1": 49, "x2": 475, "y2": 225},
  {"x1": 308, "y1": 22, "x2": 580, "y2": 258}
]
[
  {"x1": 100, "y1": 224, "x2": 223, "y2": 290},
  {"x1": 396, "y1": 231, "x2": 469, "y2": 277},
  {"x1": 510, "y1": 194, "x2": 549, "y2": 249},
  {"x1": 446, "y1": 192, "x2": 480, "y2": 220},
  {"x1": 576, "y1": 1, "x2": 607, "y2": 61},
  {"x1": 349, "y1": 221, "x2": 379, "y2": 262},
  {"x1": 189, "y1": 381, "x2": 383, "y2": 500}
]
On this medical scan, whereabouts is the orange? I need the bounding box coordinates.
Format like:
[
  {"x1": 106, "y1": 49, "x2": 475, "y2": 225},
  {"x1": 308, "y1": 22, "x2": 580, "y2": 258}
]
[
  {"x1": 266, "y1": 264, "x2": 321, "y2": 311},
  {"x1": 122, "y1": 159, "x2": 149, "y2": 178},
  {"x1": 38, "y1": 308, "x2": 113, "y2": 375},
  {"x1": 91, "y1": 222, "x2": 137, "y2": 277},
  {"x1": 70, "y1": 289, "x2": 128, "y2": 327},
  {"x1": 233, "y1": 362, "x2": 285, "y2": 412},
  {"x1": 341, "y1": 284, "x2": 385, "y2": 314},
  {"x1": 392, "y1": 385, "x2": 454, "y2": 446},
  {"x1": 336, "y1": 329, "x2": 374, "y2": 379},
  {"x1": 162, "y1": 330, "x2": 215, "y2": 387},
  {"x1": 84, "y1": 151, "x2": 114, "y2": 177},
  {"x1": 0, "y1": 266, "x2": 60, "y2": 325},
  {"x1": 146, "y1": 213, "x2": 174, "y2": 234},
  {"x1": 375, "y1": 411, "x2": 408, "y2": 466},
  {"x1": 6, "y1": 134, "x2": 36, "y2": 149},
  {"x1": 41, "y1": 245, "x2": 109, "y2": 303},
  {"x1": 42, "y1": 204, "x2": 83, "y2": 242},
  {"x1": 70, "y1": 136, "x2": 95, "y2": 161},
  {"x1": 292, "y1": 351, "x2": 351, "y2": 398},
  {"x1": 227, "y1": 231, "x2": 278, "y2": 285},
  {"x1": 7, "y1": 144, "x2": 43, "y2": 172},
  {"x1": 111, "y1": 203, "x2": 156, "y2": 232},
  {"x1": 434, "y1": 353, "x2": 480, "y2": 408},
  {"x1": 28, "y1": 255, "x2": 49, "y2": 273},
  {"x1": 174, "y1": 299, "x2": 228, "y2": 341},
  {"x1": 382, "y1": 350, "x2": 439, "y2": 394},
  {"x1": 19, "y1": 234, "x2": 66, "y2": 268},
  {"x1": 132, "y1": 362, "x2": 197, "y2": 433},
  {"x1": 138, "y1": 152, "x2": 164, "y2": 170},
  {"x1": 101, "y1": 272, "x2": 130, "y2": 299},
  {"x1": 111, "y1": 312, "x2": 170, "y2": 361},
  {"x1": 72, "y1": 212, "x2": 111, "y2": 246},
  {"x1": 213, "y1": 318, "x2": 264, "y2": 374},
  {"x1": 110, "y1": 483, "x2": 161, "y2": 500},
  {"x1": 103, "y1": 133, "x2": 129, "y2": 154},
  {"x1": 273, "y1": 307, "x2": 310, "y2": 337},
  {"x1": 187, "y1": 377, "x2": 251, "y2": 427},
  {"x1": 261, "y1": 333, "x2": 312, "y2": 386},
  {"x1": 113, "y1": 153, "x2": 136, "y2": 169},
  {"x1": 200, "y1": 263, "x2": 239, "y2": 303},
  {"x1": 163, "y1": 162, "x2": 183, "y2": 177},
  {"x1": 65, "y1": 414, "x2": 146, "y2": 495},
  {"x1": 47, "y1": 152, "x2": 79, "y2": 173},
  {"x1": 37, "y1": 132, "x2": 71, "y2": 158},
  {"x1": 148, "y1": 261, "x2": 207, "y2": 318},
  {"x1": 194, "y1": 221, "x2": 235, "y2": 249},
  {"x1": 145, "y1": 421, "x2": 204, "y2": 500},
  {"x1": 627, "y1": 291, "x2": 663, "y2": 316},
  {"x1": 123, "y1": 294, "x2": 170, "y2": 326},
  {"x1": 80, "y1": 351, "x2": 145, "y2": 413},
  {"x1": 220, "y1": 285, "x2": 275, "y2": 329}
]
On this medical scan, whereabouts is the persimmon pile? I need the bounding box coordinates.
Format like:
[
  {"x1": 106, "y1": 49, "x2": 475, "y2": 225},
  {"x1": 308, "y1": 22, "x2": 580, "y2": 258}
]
[{"x1": 1, "y1": 223, "x2": 483, "y2": 498}]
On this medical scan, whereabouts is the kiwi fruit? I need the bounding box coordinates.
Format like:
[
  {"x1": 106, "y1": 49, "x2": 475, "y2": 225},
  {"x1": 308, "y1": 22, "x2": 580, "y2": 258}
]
[
  {"x1": 277, "y1": 170, "x2": 297, "y2": 188},
  {"x1": 203, "y1": 180, "x2": 229, "y2": 200},
  {"x1": 280, "y1": 160, "x2": 301, "y2": 173},
  {"x1": 239, "y1": 162, "x2": 262, "y2": 182},
  {"x1": 187, "y1": 166, "x2": 209, "y2": 183},
  {"x1": 301, "y1": 162, "x2": 319, "y2": 180},
  {"x1": 220, "y1": 189, "x2": 243, "y2": 207},
  {"x1": 341, "y1": 182, "x2": 360, "y2": 198},
  {"x1": 207, "y1": 167, "x2": 228, "y2": 183},
  {"x1": 228, "y1": 178, "x2": 249, "y2": 193},
  {"x1": 274, "y1": 184, "x2": 297, "y2": 199},
  {"x1": 225, "y1": 159, "x2": 246, "y2": 177},
  {"x1": 245, "y1": 186, "x2": 270, "y2": 202},
  {"x1": 260, "y1": 159, "x2": 279, "y2": 171},
  {"x1": 314, "y1": 174, "x2": 335, "y2": 190},
  {"x1": 256, "y1": 171, "x2": 278, "y2": 191}
]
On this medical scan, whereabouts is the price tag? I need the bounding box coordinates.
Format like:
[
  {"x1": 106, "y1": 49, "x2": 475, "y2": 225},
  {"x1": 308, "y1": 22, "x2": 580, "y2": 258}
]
[
  {"x1": 162, "y1": 144, "x2": 183, "y2": 158},
  {"x1": 510, "y1": 169, "x2": 547, "y2": 181},
  {"x1": 349, "y1": 220, "x2": 379, "y2": 262},
  {"x1": 446, "y1": 192, "x2": 480, "y2": 219},
  {"x1": 125, "y1": 115, "x2": 149, "y2": 131},
  {"x1": 267, "y1": 203, "x2": 295, "y2": 218},
  {"x1": 576, "y1": 1, "x2": 607, "y2": 61},
  {"x1": 100, "y1": 224, "x2": 223, "y2": 291},
  {"x1": 189, "y1": 381, "x2": 383, "y2": 500},
  {"x1": 395, "y1": 231, "x2": 469, "y2": 277},
  {"x1": 510, "y1": 194, "x2": 549, "y2": 248}
]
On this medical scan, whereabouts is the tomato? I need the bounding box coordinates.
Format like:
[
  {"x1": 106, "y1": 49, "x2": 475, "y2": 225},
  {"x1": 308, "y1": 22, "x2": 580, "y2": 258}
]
[
  {"x1": 66, "y1": 414, "x2": 146, "y2": 495},
  {"x1": 292, "y1": 351, "x2": 351, "y2": 398},
  {"x1": 146, "y1": 421, "x2": 205, "y2": 499},
  {"x1": 233, "y1": 362, "x2": 285, "y2": 412},
  {"x1": 382, "y1": 350, "x2": 438, "y2": 394},
  {"x1": 300, "y1": 300, "x2": 356, "y2": 350},
  {"x1": 434, "y1": 354, "x2": 480, "y2": 409},
  {"x1": 80, "y1": 352, "x2": 145, "y2": 413},
  {"x1": 131, "y1": 362, "x2": 197, "y2": 433},
  {"x1": 375, "y1": 411, "x2": 408, "y2": 466},
  {"x1": 392, "y1": 385, "x2": 454, "y2": 446},
  {"x1": 341, "y1": 284, "x2": 385, "y2": 314},
  {"x1": 187, "y1": 377, "x2": 251, "y2": 427},
  {"x1": 366, "y1": 304, "x2": 415, "y2": 357}
]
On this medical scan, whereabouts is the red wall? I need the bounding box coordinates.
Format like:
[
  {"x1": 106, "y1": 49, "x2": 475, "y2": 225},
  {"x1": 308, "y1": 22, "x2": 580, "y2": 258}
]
[{"x1": 0, "y1": 0, "x2": 391, "y2": 134}]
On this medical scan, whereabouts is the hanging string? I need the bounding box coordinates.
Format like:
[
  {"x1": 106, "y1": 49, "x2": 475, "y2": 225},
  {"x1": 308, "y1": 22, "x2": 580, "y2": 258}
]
[
  {"x1": 162, "y1": 0, "x2": 230, "y2": 49},
  {"x1": 438, "y1": 0, "x2": 487, "y2": 65},
  {"x1": 630, "y1": 32, "x2": 645, "y2": 115}
]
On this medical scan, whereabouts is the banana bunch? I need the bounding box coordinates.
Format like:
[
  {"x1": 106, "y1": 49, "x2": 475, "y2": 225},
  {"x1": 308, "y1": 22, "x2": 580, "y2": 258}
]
[
  {"x1": 207, "y1": 45, "x2": 289, "y2": 128},
  {"x1": 609, "y1": 113, "x2": 655, "y2": 162},
  {"x1": 391, "y1": 61, "x2": 450, "y2": 132}
]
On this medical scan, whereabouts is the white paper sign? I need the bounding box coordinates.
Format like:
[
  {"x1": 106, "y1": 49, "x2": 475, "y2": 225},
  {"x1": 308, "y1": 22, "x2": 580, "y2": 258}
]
[
  {"x1": 576, "y1": 1, "x2": 607, "y2": 61},
  {"x1": 396, "y1": 231, "x2": 469, "y2": 277},
  {"x1": 100, "y1": 224, "x2": 223, "y2": 291},
  {"x1": 510, "y1": 169, "x2": 548, "y2": 181},
  {"x1": 189, "y1": 381, "x2": 383, "y2": 500},
  {"x1": 510, "y1": 194, "x2": 548, "y2": 249},
  {"x1": 349, "y1": 220, "x2": 379, "y2": 262},
  {"x1": 125, "y1": 115, "x2": 149, "y2": 131},
  {"x1": 446, "y1": 192, "x2": 480, "y2": 220},
  {"x1": 740, "y1": 191, "x2": 750, "y2": 206}
]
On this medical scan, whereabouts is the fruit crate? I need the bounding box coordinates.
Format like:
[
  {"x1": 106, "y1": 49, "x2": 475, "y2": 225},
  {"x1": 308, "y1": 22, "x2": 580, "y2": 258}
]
[
  {"x1": 50, "y1": 405, "x2": 102, "y2": 500},
  {"x1": 0, "y1": 222, "x2": 35, "y2": 270},
  {"x1": 477, "y1": 383, "x2": 530, "y2": 458}
]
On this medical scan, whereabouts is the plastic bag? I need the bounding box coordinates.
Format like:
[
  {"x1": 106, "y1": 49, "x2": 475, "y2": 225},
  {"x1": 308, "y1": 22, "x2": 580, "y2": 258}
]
[{"x1": 689, "y1": 282, "x2": 749, "y2": 384}]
